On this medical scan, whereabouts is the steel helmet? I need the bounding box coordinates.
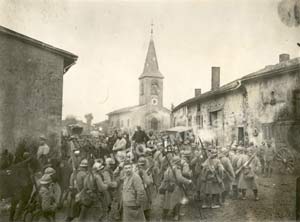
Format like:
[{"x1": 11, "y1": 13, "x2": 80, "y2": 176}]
[{"x1": 93, "y1": 162, "x2": 104, "y2": 171}]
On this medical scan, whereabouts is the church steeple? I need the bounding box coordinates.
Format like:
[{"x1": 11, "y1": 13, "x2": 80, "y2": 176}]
[
  {"x1": 139, "y1": 24, "x2": 164, "y2": 107},
  {"x1": 139, "y1": 24, "x2": 164, "y2": 79}
]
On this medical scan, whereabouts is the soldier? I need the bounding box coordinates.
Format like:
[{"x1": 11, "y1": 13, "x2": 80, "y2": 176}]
[
  {"x1": 264, "y1": 142, "x2": 276, "y2": 178},
  {"x1": 201, "y1": 148, "x2": 224, "y2": 209},
  {"x1": 219, "y1": 148, "x2": 235, "y2": 204},
  {"x1": 132, "y1": 126, "x2": 149, "y2": 145},
  {"x1": 181, "y1": 139, "x2": 192, "y2": 153},
  {"x1": 236, "y1": 148, "x2": 261, "y2": 201},
  {"x1": 228, "y1": 145, "x2": 237, "y2": 163},
  {"x1": 113, "y1": 131, "x2": 127, "y2": 152},
  {"x1": 66, "y1": 159, "x2": 88, "y2": 222},
  {"x1": 102, "y1": 158, "x2": 118, "y2": 219},
  {"x1": 231, "y1": 146, "x2": 243, "y2": 199},
  {"x1": 122, "y1": 161, "x2": 146, "y2": 222},
  {"x1": 39, "y1": 174, "x2": 58, "y2": 222},
  {"x1": 79, "y1": 162, "x2": 109, "y2": 222},
  {"x1": 190, "y1": 150, "x2": 205, "y2": 218},
  {"x1": 160, "y1": 156, "x2": 192, "y2": 221},
  {"x1": 37, "y1": 135, "x2": 50, "y2": 167},
  {"x1": 44, "y1": 167, "x2": 61, "y2": 208},
  {"x1": 137, "y1": 156, "x2": 154, "y2": 221},
  {"x1": 258, "y1": 142, "x2": 267, "y2": 175},
  {"x1": 112, "y1": 159, "x2": 126, "y2": 221}
]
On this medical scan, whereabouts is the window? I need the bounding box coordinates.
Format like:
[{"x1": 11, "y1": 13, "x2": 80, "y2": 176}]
[
  {"x1": 209, "y1": 111, "x2": 218, "y2": 126},
  {"x1": 197, "y1": 103, "x2": 201, "y2": 112},
  {"x1": 196, "y1": 115, "x2": 203, "y2": 128},
  {"x1": 294, "y1": 90, "x2": 300, "y2": 119},
  {"x1": 127, "y1": 119, "x2": 130, "y2": 127},
  {"x1": 120, "y1": 120, "x2": 123, "y2": 127},
  {"x1": 187, "y1": 106, "x2": 192, "y2": 114},
  {"x1": 151, "y1": 79, "x2": 159, "y2": 95},
  {"x1": 262, "y1": 123, "x2": 274, "y2": 140},
  {"x1": 188, "y1": 116, "x2": 192, "y2": 127}
]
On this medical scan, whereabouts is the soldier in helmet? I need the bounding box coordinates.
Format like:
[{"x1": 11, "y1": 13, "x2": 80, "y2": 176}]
[
  {"x1": 201, "y1": 148, "x2": 224, "y2": 209},
  {"x1": 66, "y1": 159, "x2": 88, "y2": 222},
  {"x1": 102, "y1": 158, "x2": 118, "y2": 220},
  {"x1": 136, "y1": 156, "x2": 154, "y2": 221},
  {"x1": 39, "y1": 174, "x2": 57, "y2": 222},
  {"x1": 79, "y1": 162, "x2": 108, "y2": 222},
  {"x1": 231, "y1": 146, "x2": 244, "y2": 199},
  {"x1": 44, "y1": 167, "x2": 61, "y2": 208},
  {"x1": 219, "y1": 148, "x2": 235, "y2": 204},
  {"x1": 237, "y1": 148, "x2": 261, "y2": 201},
  {"x1": 160, "y1": 155, "x2": 192, "y2": 221}
]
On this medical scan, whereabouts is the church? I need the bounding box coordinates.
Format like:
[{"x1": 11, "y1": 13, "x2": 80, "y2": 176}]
[{"x1": 107, "y1": 30, "x2": 171, "y2": 134}]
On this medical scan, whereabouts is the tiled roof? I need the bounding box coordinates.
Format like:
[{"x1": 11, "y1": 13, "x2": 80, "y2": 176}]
[
  {"x1": 173, "y1": 57, "x2": 300, "y2": 112},
  {"x1": 107, "y1": 105, "x2": 145, "y2": 116},
  {"x1": 173, "y1": 80, "x2": 241, "y2": 112},
  {"x1": 241, "y1": 57, "x2": 300, "y2": 81},
  {"x1": 0, "y1": 25, "x2": 78, "y2": 71}
]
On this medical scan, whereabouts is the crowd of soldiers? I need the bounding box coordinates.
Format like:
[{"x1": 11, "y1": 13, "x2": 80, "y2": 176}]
[{"x1": 1, "y1": 126, "x2": 277, "y2": 222}]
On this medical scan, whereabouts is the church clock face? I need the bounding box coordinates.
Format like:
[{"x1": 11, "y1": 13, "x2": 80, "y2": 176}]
[{"x1": 151, "y1": 98, "x2": 158, "y2": 105}]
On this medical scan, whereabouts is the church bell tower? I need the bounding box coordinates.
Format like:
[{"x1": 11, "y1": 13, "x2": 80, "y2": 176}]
[{"x1": 139, "y1": 25, "x2": 164, "y2": 107}]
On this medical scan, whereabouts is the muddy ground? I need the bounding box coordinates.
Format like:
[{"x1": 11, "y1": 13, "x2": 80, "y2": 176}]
[{"x1": 0, "y1": 174, "x2": 297, "y2": 222}]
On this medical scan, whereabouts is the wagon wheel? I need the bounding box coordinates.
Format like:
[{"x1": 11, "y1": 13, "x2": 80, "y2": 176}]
[{"x1": 274, "y1": 148, "x2": 295, "y2": 174}]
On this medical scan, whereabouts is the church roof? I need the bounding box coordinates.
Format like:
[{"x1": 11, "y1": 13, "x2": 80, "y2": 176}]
[
  {"x1": 139, "y1": 37, "x2": 164, "y2": 79},
  {"x1": 107, "y1": 105, "x2": 145, "y2": 116}
]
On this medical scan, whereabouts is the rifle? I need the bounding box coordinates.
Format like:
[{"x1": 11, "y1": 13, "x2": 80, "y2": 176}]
[
  {"x1": 164, "y1": 154, "x2": 189, "y2": 204},
  {"x1": 198, "y1": 136, "x2": 208, "y2": 160},
  {"x1": 137, "y1": 165, "x2": 152, "y2": 206},
  {"x1": 235, "y1": 152, "x2": 257, "y2": 176}
]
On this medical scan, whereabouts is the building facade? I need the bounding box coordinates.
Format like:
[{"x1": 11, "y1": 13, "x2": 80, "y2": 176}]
[
  {"x1": 172, "y1": 54, "x2": 300, "y2": 153},
  {"x1": 0, "y1": 26, "x2": 77, "y2": 152},
  {"x1": 107, "y1": 33, "x2": 170, "y2": 134}
]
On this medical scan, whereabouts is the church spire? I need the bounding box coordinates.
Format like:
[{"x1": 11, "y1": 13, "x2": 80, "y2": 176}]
[
  {"x1": 139, "y1": 23, "x2": 164, "y2": 79},
  {"x1": 150, "y1": 21, "x2": 154, "y2": 38}
]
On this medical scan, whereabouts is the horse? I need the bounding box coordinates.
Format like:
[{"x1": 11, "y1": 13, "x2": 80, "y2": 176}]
[{"x1": 0, "y1": 156, "x2": 40, "y2": 222}]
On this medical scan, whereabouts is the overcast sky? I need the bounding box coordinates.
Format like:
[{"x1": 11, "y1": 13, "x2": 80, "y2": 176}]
[{"x1": 1, "y1": 0, "x2": 300, "y2": 122}]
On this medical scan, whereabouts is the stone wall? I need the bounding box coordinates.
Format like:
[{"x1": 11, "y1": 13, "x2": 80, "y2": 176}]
[
  {"x1": 172, "y1": 70, "x2": 300, "y2": 149},
  {"x1": 0, "y1": 34, "x2": 64, "y2": 152}
]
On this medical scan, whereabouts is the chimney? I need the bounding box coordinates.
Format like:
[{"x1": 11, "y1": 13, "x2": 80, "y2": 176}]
[
  {"x1": 211, "y1": 67, "x2": 220, "y2": 91},
  {"x1": 279, "y1": 54, "x2": 290, "y2": 63},
  {"x1": 195, "y1": 88, "x2": 202, "y2": 97}
]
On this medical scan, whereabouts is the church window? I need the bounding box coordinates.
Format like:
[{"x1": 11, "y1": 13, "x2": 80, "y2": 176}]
[{"x1": 151, "y1": 79, "x2": 159, "y2": 95}]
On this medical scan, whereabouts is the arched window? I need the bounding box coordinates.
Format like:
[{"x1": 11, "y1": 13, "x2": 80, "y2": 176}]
[
  {"x1": 150, "y1": 117, "x2": 159, "y2": 130},
  {"x1": 151, "y1": 79, "x2": 159, "y2": 95}
]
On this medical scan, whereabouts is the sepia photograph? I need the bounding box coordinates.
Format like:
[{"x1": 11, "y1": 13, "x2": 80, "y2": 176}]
[{"x1": 0, "y1": 0, "x2": 300, "y2": 221}]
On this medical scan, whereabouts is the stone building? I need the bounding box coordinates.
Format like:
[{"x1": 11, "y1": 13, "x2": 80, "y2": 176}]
[
  {"x1": 172, "y1": 54, "x2": 300, "y2": 153},
  {"x1": 107, "y1": 32, "x2": 171, "y2": 134},
  {"x1": 0, "y1": 26, "x2": 78, "y2": 152}
]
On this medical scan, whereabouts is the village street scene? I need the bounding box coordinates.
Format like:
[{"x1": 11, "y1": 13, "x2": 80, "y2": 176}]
[{"x1": 0, "y1": 0, "x2": 300, "y2": 221}]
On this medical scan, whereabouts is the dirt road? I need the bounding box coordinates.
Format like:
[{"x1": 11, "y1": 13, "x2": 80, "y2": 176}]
[{"x1": 0, "y1": 174, "x2": 297, "y2": 221}]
